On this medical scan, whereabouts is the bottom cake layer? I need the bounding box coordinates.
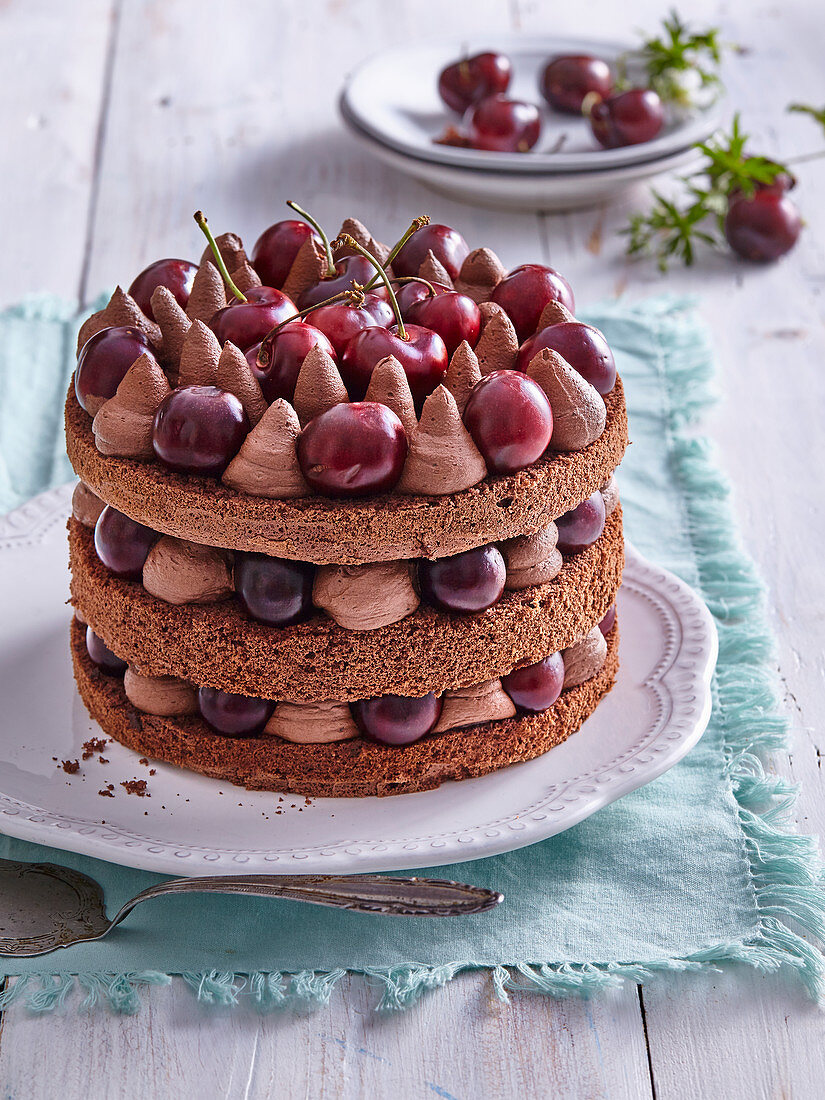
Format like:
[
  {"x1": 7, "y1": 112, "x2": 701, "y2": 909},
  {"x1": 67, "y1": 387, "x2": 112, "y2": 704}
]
[{"x1": 70, "y1": 617, "x2": 619, "y2": 798}]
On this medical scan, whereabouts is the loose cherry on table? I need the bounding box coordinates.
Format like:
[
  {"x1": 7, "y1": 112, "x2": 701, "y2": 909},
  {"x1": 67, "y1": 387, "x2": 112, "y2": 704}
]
[
  {"x1": 438, "y1": 51, "x2": 512, "y2": 114},
  {"x1": 467, "y1": 95, "x2": 542, "y2": 154},
  {"x1": 234, "y1": 552, "x2": 315, "y2": 627},
  {"x1": 463, "y1": 369, "x2": 553, "y2": 474},
  {"x1": 404, "y1": 284, "x2": 482, "y2": 356},
  {"x1": 517, "y1": 321, "x2": 616, "y2": 395},
  {"x1": 352, "y1": 691, "x2": 443, "y2": 745},
  {"x1": 556, "y1": 491, "x2": 606, "y2": 554},
  {"x1": 501, "y1": 652, "x2": 565, "y2": 712},
  {"x1": 586, "y1": 88, "x2": 664, "y2": 150},
  {"x1": 94, "y1": 505, "x2": 157, "y2": 578},
  {"x1": 251, "y1": 219, "x2": 320, "y2": 289},
  {"x1": 75, "y1": 326, "x2": 158, "y2": 415},
  {"x1": 128, "y1": 258, "x2": 198, "y2": 321},
  {"x1": 418, "y1": 544, "x2": 506, "y2": 614},
  {"x1": 249, "y1": 321, "x2": 336, "y2": 403},
  {"x1": 540, "y1": 55, "x2": 613, "y2": 115},
  {"x1": 297, "y1": 402, "x2": 408, "y2": 498},
  {"x1": 491, "y1": 264, "x2": 575, "y2": 343},
  {"x1": 152, "y1": 385, "x2": 249, "y2": 477},
  {"x1": 391, "y1": 223, "x2": 470, "y2": 281},
  {"x1": 724, "y1": 190, "x2": 802, "y2": 262},
  {"x1": 85, "y1": 626, "x2": 127, "y2": 674},
  {"x1": 340, "y1": 323, "x2": 448, "y2": 406},
  {"x1": 198, "y1": 686, "x2": 273, "y2": 737}
]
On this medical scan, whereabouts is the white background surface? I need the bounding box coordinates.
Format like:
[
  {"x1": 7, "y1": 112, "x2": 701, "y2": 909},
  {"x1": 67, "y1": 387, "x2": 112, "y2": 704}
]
[{"x1": 1, "y1": 0, "x2": 824, "y2": 1096}]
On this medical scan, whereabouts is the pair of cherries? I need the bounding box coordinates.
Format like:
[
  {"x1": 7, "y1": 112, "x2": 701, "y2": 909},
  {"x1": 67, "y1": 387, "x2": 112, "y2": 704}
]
[{"x1": 438, "y1": 51, "x2": 540, "y2": 153}]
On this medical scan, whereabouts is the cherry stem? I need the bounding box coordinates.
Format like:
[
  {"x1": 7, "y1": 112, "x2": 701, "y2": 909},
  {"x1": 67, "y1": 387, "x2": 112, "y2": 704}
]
[
  {"x1": 255, "y1": 288, "x2": 364, "y2": 368},
  {"x1": 361, "y1": 215, "x2": 431, "y2": 292},
  {"x1": 193, "y1": 211, "x2": 247, "y2": 303},
  {"x1": 335, "y1": 234, "x2": 407, "y2": 339},
  {"x1": 392, "y1": 275, "x2": 438, "y2": 299},
  {"x1": 580, "y1": 91, "x2": 603, "y2": 119},
  {"x1": 286, "y1": 200, "x2": 336, "y2": 278}
]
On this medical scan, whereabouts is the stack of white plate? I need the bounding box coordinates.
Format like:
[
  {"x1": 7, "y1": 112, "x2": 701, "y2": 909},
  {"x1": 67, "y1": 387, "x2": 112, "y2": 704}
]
[{"x1": 339, "y1": 35, "x2": 723, "y2": 211}]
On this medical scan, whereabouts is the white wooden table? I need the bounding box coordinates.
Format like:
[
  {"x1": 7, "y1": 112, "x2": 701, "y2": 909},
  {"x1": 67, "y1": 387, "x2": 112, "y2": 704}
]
[{"x1": 2, "y1": 0, "x2": 824, "y2": 1095}]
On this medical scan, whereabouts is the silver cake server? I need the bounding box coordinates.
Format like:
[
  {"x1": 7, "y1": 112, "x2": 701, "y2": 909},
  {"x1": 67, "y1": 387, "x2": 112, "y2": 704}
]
[{"x1": 0, "y1": 859, "x2": 503, "y2": 957}]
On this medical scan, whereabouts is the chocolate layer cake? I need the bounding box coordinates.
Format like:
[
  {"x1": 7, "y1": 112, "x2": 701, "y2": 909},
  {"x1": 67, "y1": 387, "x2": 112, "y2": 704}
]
[{"x1": 66, "y1": 210, "x2": 627, "y2": 796}]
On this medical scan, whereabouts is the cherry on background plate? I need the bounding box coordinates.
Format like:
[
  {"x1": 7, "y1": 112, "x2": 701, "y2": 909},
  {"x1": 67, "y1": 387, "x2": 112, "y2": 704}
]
[
  {"x1": 297, "y1": 402, "x2": 408, "y2": 498},
  {"x1": 251, "y1": 219, "x2": 320, "y2": 289},
  {"x1": 588, "y1": 89, "x2": 664, "y2": 149},
  {"x1": 340, "y1": 324, "x2": 448, "y2": 407},
  {"x1": 250, "y1": 321, "x2": 336, "y2": 403},
  {"x1": 556, "y1": 491, "x2": 606, "y2": 554},
  {"x1": 152, "y1": 385, "x2": 249, "y2": 476},
  {"x1": 85, "y1": 626, "x2": 127, "y2": 674},
  {"x1": 405, "y1": 288, "x2": 481, "y2": 356},
  {"x1": 502, "y1": 652, "x2": 565, "y2": 712},
  {"x1": 517, "y1": 321, "x2": 616, "y2": 395},
  {"x1": 209, "y1": 287, "x2": 296, "y2": 351},
  {"x1": 463, "y1": 370, "x2": 553, "y2": 474},
  {"x1": 198, "y1": 686, "x2": 273, "y2": 737},
  {"x1": 128, "y1": 258, "x2": 198, "y2": 321},
  {"x1": 419, "y1": 544, "x2": 506, "y2": 614},
  {"x1": 94, "y1": 505, "x2": 157, "y2": 578},
  {"x1": 234, "y1": 552, "x2": 315, "y2": 627},
  {"x1": 392, "y1": 224, "x2": 470, "y2": 281},
  {"x1": 352, "y1": 692, "x2": 443, "y2": 745},
  {"x1": 438, "y1": 51, "x2": 512, "y2": 114},
  {"x1": 75, "y1": 326, "x2": 157, "y2": 415},
  {"x1": 540, "y1": 55, "x2": 613, "y2": 114},
  {"x1": 724, "y1": 191, "x2": 802, "y2": 262},
  {"x1": 467, "y1": 95, "x2": 542, "y2": 154},
  {"x1": 491, "y1": 264, "x2": 575, "y2": 342}
]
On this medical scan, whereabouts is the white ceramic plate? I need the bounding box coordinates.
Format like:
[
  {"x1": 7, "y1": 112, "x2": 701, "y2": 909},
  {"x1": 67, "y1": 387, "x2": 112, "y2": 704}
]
[
  {"x1": 0, "y1": 485, "x2": 717, "y2": 878},
  {"x1": 341, "y1": 35, "x2": 723, "y2": 176}
]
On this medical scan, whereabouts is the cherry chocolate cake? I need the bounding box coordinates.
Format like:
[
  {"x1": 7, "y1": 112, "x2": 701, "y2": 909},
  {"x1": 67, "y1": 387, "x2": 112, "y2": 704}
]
[{"x1": 65, "y1": 206, "x2": 627, "y2": 797}]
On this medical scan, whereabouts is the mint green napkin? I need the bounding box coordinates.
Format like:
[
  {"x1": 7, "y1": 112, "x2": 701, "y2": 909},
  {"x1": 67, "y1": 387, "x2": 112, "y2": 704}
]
[{"x1": 2, "y1": 295, "x2": 823, "y2": 1013}]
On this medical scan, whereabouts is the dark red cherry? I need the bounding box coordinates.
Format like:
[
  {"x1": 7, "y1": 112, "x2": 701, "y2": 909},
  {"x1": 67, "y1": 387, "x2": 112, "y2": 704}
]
[
  {"x1": 297, "y1": 402, "x2": 408, "y2": 498},
  {"x1": 152, "y1": 385, "x2": 249, "y2": 476},
  {"x1": 556, "y1": 491, "x2": 606, "y2": 554},
  {"x1": 598, "y1": 603, "x2": 617, "y2": 636},
  {"x1": 94, "y1": 505, "x2": 156, "y2": 578},
  {"x1": 234, "y1": 552, "x2": 315, "y2": 627},
  {"x1": 491, "y1": 264, "x2": 575, "y2": 342},
  {"x1": 517, "y1": 321, "x2": 616, "y2": 395},
  {"x1": 251, "y1": 219, "x2": 320, "y2": 289},
  {"x1": 352, "y1": 691, "x2": 442, "y2": 745},
  {"x1": 724, "y1": 191, "x2": 802, "y2": 262},
  {"x1": 463, "y1": 370, "x2": 553, "y2": 474},
  {"x1": 198, "y1": 686, "x2": 273, "y2": 737},
  {"x1": 209, "y1": 288, "x2": 296, "y2": 351},
  {"x1": 438, "y1": 51, "x2": 512, "y2": 114},
  {"x1": 250, "y1": 322, "x2": 336, "y2": 403},
  {"x1": 502, "y1": 652, "x2": 565, "y2": 712},
  {"x1": 75, "y1": 326, "x2": 157, "y2": 415},
  {"x1": 85, "y1": 626, "x2": 127, "y2": 674},
  {"x1": 467, "y1": 95, "x2": 542, "y2": 153},
  {"x1": 419, "y1": 544, "x2": 506, "y2": 613},
  {"x1": 361, "y1": 292, "x2": 394, "y2": 325},
  {"x1": 540, "y1": 55, "x2": 613, "y2": 114},
  {"x1": 309, "y1": 300, "x2": 382, "y2": 359},
  {"x1": 588, "y1": 89, "x2": 664, "y2": 149},
  {"x1": 406, "y1": 288, "x2": 481, "y2": 356},
  {"x1": 392, "y1": 224, "x2": 469, "y2": 281},
  {"x1": 298, "y1": 255, "x2": 384, "y2": 310},
  {"x1": 128, "y1": 259, "x2": 198, "y2": 321},
  {"x1": 340, "y1": 324, "x2": 449, "y2": 407}
]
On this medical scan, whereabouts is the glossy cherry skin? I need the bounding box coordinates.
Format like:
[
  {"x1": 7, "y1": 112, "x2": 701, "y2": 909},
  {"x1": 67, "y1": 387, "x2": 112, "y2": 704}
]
[
  {"x1": 556, "y1": 491, "x2": 606, "y2": 554},
  {"x1": 588, "y1": 89, "x2": 664, "y2": 149},
  {"x1": 463, "y1": 370, "x2": 553, "y2": 474},
  {"x1": 406, "y1": 288, "x2": 481, "y2": 356},
  {"x1": 94, "y1": 505, "x2": 157, "y2": 578},
  {"x1": 352, "y1": 692, "x2": 443, "y2": 745},
  {"x1": 297, "y1": 402, "x2": 408, "y2": 498},
  {"x1": 467, "y1": 95, "x2": 542, "y2": 153},
  {"x1": 128, "y1": 258, "x2": 198, "y2": 321},
  {"x1": 75, "y1": 326, "x2": 157, "y2": 415},
  {"x1": 251, "y1": 219, "x2": 319, "y2": 289},
  {"x1": 85, "y1": 626, "x2": 127, "y2": 674},
  {"x1": 598, "y1": 603, "x2": 617, "y2": 636},
  {"x1": 234, "y1": 552, "x2": 315, "y2": 627},
  {"x1": 392, "y1": 224, "x2": 470, "y2": 282},
  {"x1": 517, "y1": 321, "x2": 616, "y2": 395},
  {"x1": 438, "y1": 51, "x2": 512, "y2": 113},
  {"x1": 724, "y1": 191, "x2": 802, "y2": 262},
  {"x1": 419, "y1": 544, "x2": 506, "y2": 614},
  {"x1": 250, "y1": 322, "x2": 336, "y2": 403},
  {"x1": 491, "y1": 264, "x2": 575, "y2": 342},
  {"x1": 540, "y1": 55, "x2": 613, "y2": 114},
  {"x1": 298, "y1": 255, "x2": 386, "y2": 310},
  {"x1": 198, "y1": 686, "x2": 273, "y2": 737},
  {"x1": 209, "y1": 287, "x2": 296, "y2": 351},
  {"x1": 307, "y1": 300, "x2": 383, "y2": 360},
  {"x1": 152, "y1": 385, "x2": 249, "y2": 477},
  {"x1": 340, "y1": 324, "x2": 449, "y2": 407},
  {"x1": 502, "y1": 652, "x2": 565, "y2": 713}
]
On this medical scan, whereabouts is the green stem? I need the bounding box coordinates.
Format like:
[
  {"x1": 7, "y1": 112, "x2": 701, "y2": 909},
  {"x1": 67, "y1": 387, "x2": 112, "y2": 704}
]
[
  {"x1": 361, "y1": 215, "x2": 430, "y2": 292},
  {"x1": 193, "y1": 211, "x2": 247, "y2": 302},
  {"x1": 392, "y1": 275, "x2": 437, "y2": 298},
  {"x1": 336, "y1": 234, "x2": 407, "y2": 339},
  {"x1": 286, "y1": 200, "x2": 336, "y2": 278},
  {"x1": 255, "y1": 288, "x2": 363, "y2": 368}
]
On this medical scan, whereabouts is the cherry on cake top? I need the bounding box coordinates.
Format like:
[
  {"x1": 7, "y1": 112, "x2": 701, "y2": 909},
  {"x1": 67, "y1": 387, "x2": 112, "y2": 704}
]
[{"x1": 76, "y1": 205, "x2": 620, "y2": 501}]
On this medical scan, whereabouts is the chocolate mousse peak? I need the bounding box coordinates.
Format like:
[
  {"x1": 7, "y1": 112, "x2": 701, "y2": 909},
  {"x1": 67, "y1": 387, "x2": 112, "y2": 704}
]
[
  {"x1": 185, "y1": 260, "x2": 226, "y2": 322},
  {"x1": 216, "y1": 341, "x2": 267, "y2": 425},
  {"x1": 455, "y1": 247, "x2": 506, "y2": 303},
  {"x1": 334, "y1": 218, "x2": 391, "y2": 266},
  {"x1": 292, "y1": 344, "x2": 349, "y2": 426},
  {"x1": 364, "y1": 355, "x2": 417, "y2": 437},
  {"x1": 230, "y1": 260, "x2": 263, "y2": 293},
  {"x1": 222, "y1": 398, "x2": 309, "y2": 498},
  {"x1": 199, "y1": 231, "x2": 247, "y2": 273},
  {"x1": 418, "y1": 250, "x2": 454, "y2": 290},
  {"x1": 281, "y1": 237, "x2": 328, "y2": 302},
  {"x1": 398, "y1": 383, "x2": 487, "y2": 495},
  {"x1": 151, "y1": 285, "x2": 191, "y2": 365},
  {"x1": 475, "y1": 301, "x2": 518, "y2": 374},
  {"x1": 527, "y1": 348, "x2": 605, "y2": 452},
  {"x1": 179, "y1": 319, "x2": 221, "y2": 386},
  {"x1": 92, "y1": 352, "x2": 171, "y2": 458},
  {"x1": 537, "y1": 299, "x2": 576, "y2": 328},
  {"x1": 444, "y1": 340, "x2": 482, "y2": 413},
  {"x1": 76, "y1": 286, "x2": 161, "y2": 354}
]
